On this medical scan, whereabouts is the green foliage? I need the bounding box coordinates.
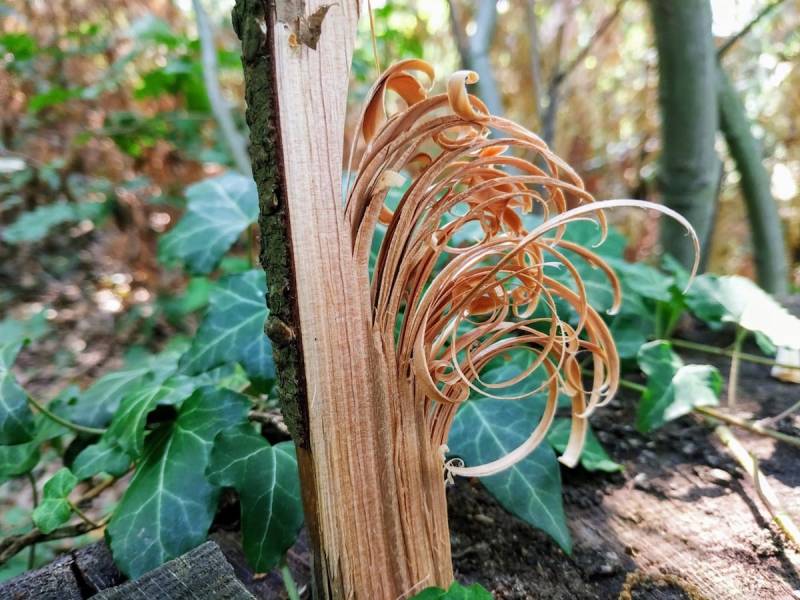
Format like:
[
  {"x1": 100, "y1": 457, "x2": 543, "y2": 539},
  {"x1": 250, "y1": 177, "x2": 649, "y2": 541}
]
[
  {"x1": 158, "y1": 174, "x2": 258, "y2": 274},
  {"x1": 685, "y1": 274, "x2": 800, "y2": 349},
  {"x1": 547, "y1": 420, "x2": 622, "y2": 473},
  {"x1": 636, "y1": 341, "x2": 721, "y2": 433},
  {"x1": 206, "y1": 426, "x2": 303, "y2": 572},
  {"x1": 106, "y1": 387, "x2": 250, "y2": 578},
  {"x1": 448, "y1": 398, "x2": 571, "y2": 553},
  {"x1": 0, "y1": 341, "x2": 35, "y2": 445},
  {"x1": 411, "y1": 581, "x2": 493, "y2": 599},
  {"x1": 2, "y1": 201, "x2": 106, "y2": 244},
  {"x1": 180, "y1": 270, "x2": 274, "y2": 385},
  {"x1": 32, "y1": 468, "x2": 77, "y2": 534}
]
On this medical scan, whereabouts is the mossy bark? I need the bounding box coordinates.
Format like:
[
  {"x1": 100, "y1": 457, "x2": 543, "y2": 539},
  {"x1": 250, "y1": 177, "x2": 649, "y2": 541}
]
[{"x1": 232, "y1": 0, "x2": 308, "y2": 447}]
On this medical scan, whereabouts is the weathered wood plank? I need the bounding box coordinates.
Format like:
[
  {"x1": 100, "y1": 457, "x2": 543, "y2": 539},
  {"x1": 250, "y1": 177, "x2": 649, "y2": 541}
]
[
  {"x1": 0, "y1": 540, "x2": 123, "y2": 600},
  {"x1": 93, "y1": 542, "x2": 254, "y2": 600}
]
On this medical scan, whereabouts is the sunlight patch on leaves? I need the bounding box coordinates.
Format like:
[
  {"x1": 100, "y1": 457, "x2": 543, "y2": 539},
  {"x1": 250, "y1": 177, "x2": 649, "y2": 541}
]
[{"x1": 636, "y1": 341, "x2": 721, "y2": 433}]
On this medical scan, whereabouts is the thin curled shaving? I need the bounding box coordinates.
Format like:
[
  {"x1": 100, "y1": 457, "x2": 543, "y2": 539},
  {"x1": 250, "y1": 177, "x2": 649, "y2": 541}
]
[{"x1": 346, "y1": 61, "x2": 699, "y2": 477}]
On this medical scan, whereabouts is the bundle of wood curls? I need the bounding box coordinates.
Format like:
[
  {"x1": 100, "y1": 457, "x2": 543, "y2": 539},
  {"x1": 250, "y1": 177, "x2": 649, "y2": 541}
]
[{"x1": 345, "y1": 60, "x2": 697, "y2": 478}]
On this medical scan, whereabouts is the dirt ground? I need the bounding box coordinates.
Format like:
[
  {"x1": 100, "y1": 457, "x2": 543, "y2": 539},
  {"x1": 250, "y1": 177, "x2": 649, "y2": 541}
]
[{"x1": 447, "y1": 320, "x2": 800, "y2": 600}]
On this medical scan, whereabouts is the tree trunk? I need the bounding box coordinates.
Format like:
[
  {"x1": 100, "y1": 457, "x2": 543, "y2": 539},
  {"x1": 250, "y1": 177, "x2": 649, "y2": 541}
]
[
  {"x1": 448, "y1": 0, "x2": 503, "y2": 116},
  {"x1": 233, "y1": 1, "x2": 453, "y2": 598},
  {"x1": 717, "y1": 64, "x2": 788, "y2": 295},
  {"x1": 649, "y1": 0, "x2": 720, "y2": 268}
]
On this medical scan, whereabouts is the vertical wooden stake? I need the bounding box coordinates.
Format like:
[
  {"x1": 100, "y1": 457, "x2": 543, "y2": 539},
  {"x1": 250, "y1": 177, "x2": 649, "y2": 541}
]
[{"x1": 233, "y1": 1, "x2": 453, "y2": 598}]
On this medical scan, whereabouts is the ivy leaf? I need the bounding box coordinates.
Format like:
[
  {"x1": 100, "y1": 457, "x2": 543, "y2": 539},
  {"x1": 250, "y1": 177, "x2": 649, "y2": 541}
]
[
  {"x1": 89, "y1": 363, "x2": 247, "y2": 464},
  {"x1": 60, "y1": 342, "x2": 186, "y2": 428},
  {"x1": 686, "y1": 275, "x2": 800, "y2": 350},
  {"x1": 206, "y1": 426, "x2": 303, "y2": 572},
  {"x1": 610, "y1": 260, "x2": 674, "y2": 304},
  {"x1": 636, "y1": 341, "x2": 721, "y2": 433},
  {"x1": 180, "y1": 270, "x2": 274, "y2": 384},
  {"x1": 107, "y1": 387, "x2": 250, "y2": 578},
  {"x1": 0, "y1": 312, "x2": 49, "y2": 346},
  {"x1": 32, "y1": 468, "x2": 77, "y2": 534},
  {"x1": 158, "y1": 173, "x2": 258, "y2": 274},
  {"x1": 448, "y1": 399, "x2": 571, "y2": 553},
  {"x1": 547, "y1": 419, "x2": 622, "y2": 473},
  {"x1": 0, "y1": 416, "x2": 67, "y2": 484},
  {"x1": 0, "y1": 341, "x2": 35, "y2": 445},
  {"x1": 71, "y1": 438, "x2": 131, "y2": 480},
  {"x1": 2, "y1": 201, "x2": 105, "y2": 244},
  {"x1": 411, "y1": 581, "x2": 493, "y2": 599}
]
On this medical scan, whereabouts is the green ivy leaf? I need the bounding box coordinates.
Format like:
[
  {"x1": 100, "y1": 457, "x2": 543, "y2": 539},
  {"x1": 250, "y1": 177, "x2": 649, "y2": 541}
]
[
  {"x1": 610, "y1": 260, "x2": 674, "y2": 304},
  {"x1": 448, "y1": 399, "x2": 571, "y2": 553},
  {"x1": 0, "y1": 341, "x2": 35, "y2": 445},
  {"x1": 0, "y1": 312, "x2": 49, "y2": 346},
  {"x1": 107, "y1": 387, "x2": 249, "y2": 578},
  {"x1": 206, "y1": 426, "x2": 303, "y2": 572},
  {"x1": 158, "y1": 173, "x2": 258, "y2": 274},
  {"x1": 180, "y1": 270, "x2": 274, "y2": 384},
  {"x1": 547, "y1": 419, "x2": 622, "y2": 473},
  {"x1": 1, "y1": 201, "x2": 105, "y2": 244},
  {"x1": 411, "y1": 581, "x2": 493, "y2": 599},
  {"x1": 60, "y1": 342, "x2": 186, "y2": 428},
  {"x1": 32, "y1": 468, "x2": 77, "y2": 534},
  {"x1": 71, "y1": 438, "x2": 131, "y2": 480},
  {"x1": 89, "y1": 363, "x2": 246, "y2": 463},
  {"x1": 636, "y1": 341, "x2": 721, "y2": 433},
  {"x1": 0, "y1": 416, "x2": 67, "y2": 484},
  {"x1": 686, "y1": 275, "x2": 800, "y2": 350}
]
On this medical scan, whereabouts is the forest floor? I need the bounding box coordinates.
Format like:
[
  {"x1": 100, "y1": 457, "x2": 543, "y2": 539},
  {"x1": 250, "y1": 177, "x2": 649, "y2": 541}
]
[
  {"x1": 2, "y1": 228, "x2": 800, "y2": 599},
  {"x1": 448, "y1": 317, "x2": 800, "y2": 600}
]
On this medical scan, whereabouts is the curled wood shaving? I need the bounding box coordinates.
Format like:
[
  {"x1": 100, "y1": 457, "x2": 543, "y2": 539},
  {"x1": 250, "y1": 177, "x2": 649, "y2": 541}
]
[{"x1": 346, "y1": 60, "x2": 699, "y2": 478}]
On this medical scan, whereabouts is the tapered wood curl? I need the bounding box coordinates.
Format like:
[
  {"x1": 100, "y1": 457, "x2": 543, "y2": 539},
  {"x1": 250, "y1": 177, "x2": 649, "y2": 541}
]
[{"x1": 346, "y1": 60, "x2": 699, "y2": 477}]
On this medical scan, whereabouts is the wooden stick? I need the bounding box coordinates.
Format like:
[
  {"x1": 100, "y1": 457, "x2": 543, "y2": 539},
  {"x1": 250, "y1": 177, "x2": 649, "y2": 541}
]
[
  {"x1": 234, "y1": 1, "x2": 452, "y2": 598},
  {"x1": 713, "y1": 424, "x2": 800, "y2": 549}
]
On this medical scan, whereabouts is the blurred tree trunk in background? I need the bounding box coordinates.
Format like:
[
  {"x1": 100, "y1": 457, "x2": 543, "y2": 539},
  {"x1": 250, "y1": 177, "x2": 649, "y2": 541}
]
[
  {"x1": 448, "y1": 0, "x2": 503, "y2": 116},
  {"x1": 717, "y1": 65, "x2": 789, "y2": 294},
  {"x1": 649, "y1": 0, "x2": 720, "y2": 269}
]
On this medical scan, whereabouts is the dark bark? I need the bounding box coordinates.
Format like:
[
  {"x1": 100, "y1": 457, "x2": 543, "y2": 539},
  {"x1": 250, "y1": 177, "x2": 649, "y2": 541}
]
[
  {"x1": 717, "y1": 65, "x2": 789, "y2": 294},
  {"x1": 649, "y1": 0, "x2": 721, "y2": 268},
  {"x1": 231, "y1": 0, "x2": 308, "y2": 448}
]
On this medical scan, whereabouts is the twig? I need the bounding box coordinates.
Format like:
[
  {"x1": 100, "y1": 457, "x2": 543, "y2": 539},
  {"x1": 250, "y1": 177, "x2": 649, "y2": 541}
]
[
  {"x1": 712, "y1": 424, "x2": 800, "y2": 548},
  {"x1": 0, "y1": 519, "x2": 106, "y2": 566},
  {"x1": 27, "y1": 473, "x2": 38, "y2": 570},
  {"x1": 280, "y1": 563, "x2": 301, "y2": 600},
  {"x1": 717, "y1": 0, "x2": 787, "y2": 58},
  {"x1": 79, "y1": 476, "x2": 118, "y2": 504},
  {"x1": 669, "y1": 338, "x2": 800, "y2": 371},
  {"x1": 695, "y1": 406, "x2": 800, "y2": 449},
  {"x1": 727, "y1": 327, "x2": 747, "y2": 407},
  {"x1": 760, "y1": 399, "x2": 800, "y2": 426},
  {"x1": 192, "y1": 0, "x2": 251, "y2": 176},
  {"x1": 542, "y1": 0, "x2": 627, "y2": 145},
  {"x1": 26, "y1": 395, "x2": 106, "y2": 436}
]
